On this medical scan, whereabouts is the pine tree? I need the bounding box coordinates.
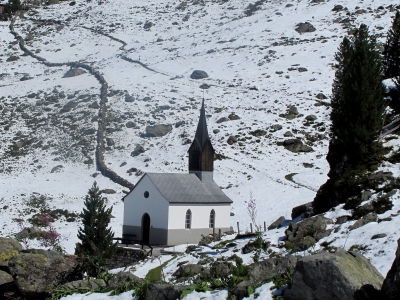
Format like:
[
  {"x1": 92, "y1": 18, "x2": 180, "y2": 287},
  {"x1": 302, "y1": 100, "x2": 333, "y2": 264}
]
[
  {"x1": 383, "y1": 11, "x2": 400, "y2": 79},
  {"x1": 5, "y1": 0, "x2": 22, "y2": 14},
  {"x1": 313, "y1": 24, "x2": 386, "y2": 214},
  {"x1": 330, "y1": 24, "x2": 386, "y2": 167},
  {"x1": 75, "y1": 182, "x2": 117, "y2": 276}
]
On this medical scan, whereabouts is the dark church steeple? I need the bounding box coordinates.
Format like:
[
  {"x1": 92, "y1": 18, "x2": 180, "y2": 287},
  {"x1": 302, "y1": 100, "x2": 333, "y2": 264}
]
[{"x1": 188, "y1": 98, "x2": 214, "y2": 182}]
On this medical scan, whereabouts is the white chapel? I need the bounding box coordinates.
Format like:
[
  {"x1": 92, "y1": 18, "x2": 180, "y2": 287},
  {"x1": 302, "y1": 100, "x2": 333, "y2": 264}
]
[{"x1": 122, "y1": 99, "x2": 233, "y2": 246}]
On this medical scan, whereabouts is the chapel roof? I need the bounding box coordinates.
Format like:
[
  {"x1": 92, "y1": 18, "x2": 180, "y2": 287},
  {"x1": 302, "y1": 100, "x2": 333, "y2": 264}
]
[{"x1": 145, "y1": 173, "x2": 232, "y2": 204}]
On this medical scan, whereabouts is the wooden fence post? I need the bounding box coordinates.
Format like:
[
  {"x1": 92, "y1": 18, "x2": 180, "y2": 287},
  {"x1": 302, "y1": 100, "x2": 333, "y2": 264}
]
[
  {"x1": 237, "y1": 222, "x2": 240, "y2": 234},
  {"x1": 264, "y1": 221, "x2": 266, "y2": 232},
  {"x1": 219, "y1": 229, "x2": 221, "y2": 239},
  {"x1": 250, "y1": 223, "x2": 253, "y2": 233}
]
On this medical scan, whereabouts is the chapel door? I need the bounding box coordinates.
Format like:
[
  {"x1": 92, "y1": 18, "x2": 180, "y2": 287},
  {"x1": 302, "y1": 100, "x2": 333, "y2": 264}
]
[{"x1": 142, "y1": 213, "x2": 150, "y2": 245}]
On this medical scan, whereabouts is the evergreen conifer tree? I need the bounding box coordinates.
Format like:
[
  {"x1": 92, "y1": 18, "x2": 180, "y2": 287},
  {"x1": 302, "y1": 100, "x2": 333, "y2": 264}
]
[
  {"x1": 330, "y1": 24, "x2": 386, "y2": 167},
  {"x1": 5, "y1": 0, "x2": 22, "y2": 14},
  {"x1": 313, "y1": 24, "x2": 386, "y2": 214},
  {"x1": 383, "y1": 11, "x2": 400, "y2": 79},
  {"x1": 75, "y1": 182, "x2": 117, "y2": 276}
]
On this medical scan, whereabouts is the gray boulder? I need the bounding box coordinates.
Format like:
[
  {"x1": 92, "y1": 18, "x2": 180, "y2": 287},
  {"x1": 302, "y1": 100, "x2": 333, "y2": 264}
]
[
  {"x1": 146, "y1": 124, "x2": 172, "y2": 137},
  {"x1": 125, "y1": 94, "x2": 135, "y2": 102},
  {"x1": 131, "y1": 144, "x2": 145, "y2": 157},
  {"x1": 284, "y1": 248, "x2": 384, "y2": 300},
  {"x1": 249, "y1": 256, "x2": 298, "y2": 284},
  {"x1": 60, "y1": 100, "x2": 78, "y2": 113},
  {"x1": 0, "y1": 270, "x2": 13, "y2": 285},
  {"x1": 8, "y1": 249, "x2": 78, "y2": 298},
  {"x1": 282, "y1": 139, "x2": 313, "y2": 153},
  {"x1": 7, "y1": 55, "x2": 19, "y2": 62},
  {"x1": 216, "y1": 117, "x2": 230, "y2": 123},
  {"x1": 349, "y1": 212, "x2": 377, "y2": 230},
  {"x1": 228, "y1": 113, "x2": 241, "y2": 120},
  {"x1": 173, "y1": 264, "x2": 209, "y2": 279},
  {"x1": 145, "y1": 284, "x2": 185, "y2": 300},
  {"x1": 63, "y1": 68, "x2": 87, "y2": 78},
  {"x1": 291, "y1": 202, "x2": 312, "y2": 219},
  {"x1": 63, "y1": 278, "x2": 106, "y2": 291},
  {"x1": 190, "y1": 70, "x2": 209, "y2": 79},
  {"x1": 295, "y1": 22, "x2": 316, "y2": 33},
  {"x1": 0, "y1": 237, "x2": 22, "y2": 268},
  {"x1": 381, "y1": 238, "x2": 400, "y2": 299},
  {"x1": 285, "y1": 215, "x2": 333, "y2": 252},
  {"x1": 268, "y1": 216, "x2": 285, "y2": 230}
]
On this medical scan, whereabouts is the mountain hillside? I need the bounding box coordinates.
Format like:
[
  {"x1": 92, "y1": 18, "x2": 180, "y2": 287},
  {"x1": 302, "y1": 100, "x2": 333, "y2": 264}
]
[{"x1": 1, "y1": 0, "x2": 400, "y2": 298}]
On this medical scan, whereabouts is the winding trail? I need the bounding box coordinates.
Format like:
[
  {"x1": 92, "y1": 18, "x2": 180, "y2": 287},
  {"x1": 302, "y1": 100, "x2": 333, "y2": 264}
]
[{"x1": 9, "y1": 13, "x2": 134, "y2": 190}]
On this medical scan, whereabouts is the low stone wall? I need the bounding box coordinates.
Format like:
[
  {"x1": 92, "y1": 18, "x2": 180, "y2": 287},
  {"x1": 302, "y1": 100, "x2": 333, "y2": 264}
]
[
  {"x1": 9, "y1": 13, "x2": 134, "y2": 191},
  {"x1": 107, "y1": 247, "x2": 146, "y2": 270}
]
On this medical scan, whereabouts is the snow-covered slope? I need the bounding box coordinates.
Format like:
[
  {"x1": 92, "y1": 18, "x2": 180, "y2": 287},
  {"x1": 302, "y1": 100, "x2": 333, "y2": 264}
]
[{"x1": 1, "y1": 0, "x2": 400, "y2": 297}]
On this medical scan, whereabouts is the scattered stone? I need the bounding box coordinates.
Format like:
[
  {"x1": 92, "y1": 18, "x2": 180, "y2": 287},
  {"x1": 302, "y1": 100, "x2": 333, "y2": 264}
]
[
  {"x1": 143, "y1": 21, "x2": 154, "y2": 30},
  {"x1": 88, "y1": 101, "x2": 100, "y2": 109},
  {"x1": 298, "y1": 67, "x2": 308, "y2": 72},
  {"x1": 295, "y1": 22, "x2": 316, "y2": 33},
  {"x1": 63, "y1": 68, "x2": 87, "y2": 78},
  {"x1": 60, "y1": 100, "x2": 78, "y2": 113},
  {"x1": 268, "y1": 216, "x2": 285, "y2": 230},
  {"x1": 199, "y1": 83, "x2": 211, "y2": 89},
  {"x1": 213, "y1": 129, "x2": 220, "y2": 134},
  {"x1": 126, "y1": 121, "x2": 136, "y2": 128},
  {"x1": 6, "y1": 55, "x2": 19, "y2": 62},
  {"x1": 335, "y1": 215, "x2": 352, "y2": 224},
  {"x1": 371, "y1": 233, "x2": 387, "y2": 240},
  {"x1": 284, "y1": 248, "x2": 384, "y2": 300},
  {"x1": 316, "y1": 93, "x2": 328, "y2": 99},
  {"x1": 291, "y1": 202, "x2": 313, "y2": 219},
  {"x1": 124, "y1": 94, "x2": 135, "y2": 103},
  {"x1": 145, "y1": 284, "x2": 185, "y2": 300},
  {"x1": 228, "y1": 113, "x2": 240, "y2": 120},
  {"x1": 270, "y1": 124, "x2": 283, "y2": 132},
  {"x1": 50, "y1": 165, "x2": 63, "y2": 173},
  {"x1": 305, "y1": 114, "x2": 317, "y2": 121},
  {"x1": 248, "y1": 256, "x2": 299, "y2": 284},
  {"x1": 250, "y1": 129, "x2": 266, "y2": 137},
  {"x1": 227, "y1": 136, "x2": 238, "y2": 145},
  {"x1": 349, "y1": 212, "x2": 378, "y2": 230},
  {"x1": 106, "y1": 138, "x2": 115, "y2": 147},
  {"x1": 63, "y1": 279, "x2": 106, "y2": 291},
  {"x1": 173, "y1": 264, "x2": 205, "y2": 278},
  {"x1": 190, "y1": 70, "x2": 209, "y2": 79},
  {"x1": 102, "y1": 189, "x2": 116, "y2": 194},
  {"x1": 131, "y1": 144, "x2": 145, "y2": 157},
  {"x1": 146, "y1": 124, "x2": 172, "y2": 137},
  {"x1": 216, "y1": 117, "x2": 230, "y2": 124},
  {"x1": 285, "y1": 215, "x2": 333, "y2": 252},
  {"x1": 175, "y1": 121, "x2": 185, "y2": 128},
  {"x1": 282, "y1": 139, "x2": 313, "y2": 153},
  {"x1": 332, "y1": 4, "x2": 344, "y2": 11},
  {"x1": 284, "y1": 131, "x2": 293, "y2": 137}
]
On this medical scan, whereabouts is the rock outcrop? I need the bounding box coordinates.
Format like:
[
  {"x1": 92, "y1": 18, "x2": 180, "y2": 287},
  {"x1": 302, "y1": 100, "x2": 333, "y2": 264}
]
[
  {"x1": 284, "y1": 248, "x2": 384, "y2": 300},
  {"x1": 146, "y1": 124, "x2": 172, "y2": 137},
  {"x1": 8, "y1": 249, "x2": 79, "y2": 298},
  {"x1": 381, "y1": 238, "x2": 400, "y2": 300}
]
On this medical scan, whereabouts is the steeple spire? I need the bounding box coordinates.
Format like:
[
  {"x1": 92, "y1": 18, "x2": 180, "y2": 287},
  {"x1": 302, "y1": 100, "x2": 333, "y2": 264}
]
[
  {"x1": 188, "y1": 98, "x2": 215, "y2": 182},
  {"x1": 194, "y1": 98, "x2": 210, "y2": 150}
]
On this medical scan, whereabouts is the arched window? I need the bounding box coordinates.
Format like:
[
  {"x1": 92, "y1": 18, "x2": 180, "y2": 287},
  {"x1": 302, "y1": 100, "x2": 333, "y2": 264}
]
[
  {"x1": 209, "y1": 209, "x2": 215, "y2": 228},
  {"x1": 185, "y1": 209, "x2": 192, "y2": 229}
]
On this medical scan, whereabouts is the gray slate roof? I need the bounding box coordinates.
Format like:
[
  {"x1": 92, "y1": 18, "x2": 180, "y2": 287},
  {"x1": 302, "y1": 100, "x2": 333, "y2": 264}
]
[{"x1": 146, "y1": 173, "x2": 233, "y2": 204}]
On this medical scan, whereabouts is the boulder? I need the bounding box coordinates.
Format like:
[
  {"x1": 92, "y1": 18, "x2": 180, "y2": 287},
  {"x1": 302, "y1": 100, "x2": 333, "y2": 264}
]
[
  {"x1": 284, "y1": 248, "x2": 384, "y2": 300},
  {"x1": 282, "y1": 139, "x2": 313, "y2": 153},
  {"x1": 0, "y1": 238, "x2": 22, "y2": 268},
  {"x1": 216, "y1": 117, "x2": 230, "y2": 123},
  {"x1": 349, "y1": 212, "x2": 377, "y2": 230},
  {"x1": 248, "y1": 256, "x2": 298, "y2": 284},
  {"x1": 291, "y1": 202, "x2": 312, "y2": 219},
  {"x1": 146, "y1": 124, "x2": 172, "y2": 137},
  {"x1": 190, "y1": 70, "x2": 209, "y2": 79},
  {"x1": 285, "y1": 215, "x2": 333, "y2": 252},
  {"x1": 228, "y1": 113, "x2": 241, "y2": 120},
  {"x1": 62, "y1": 68, "x2": 87, "y2": 78},
  {"x1": 8, "y1": 249, "x2": 79, "y2": 298},
  {"x1": 0, "y1": 270, "x2": 13, "y2": 285},
  {"x1": 59, "y1": 100, "x2": 78, "y2": 113},
  {"x1": 268, "y1": 216, "x2": 285, "y2": 230},
  {"x1": 131, "y1": 144, "x2": 145, "y2": 157},
  {"x1": 316, "y1": 93, "x2": 328, "y2": 99},
  {"x1": 125, "y1": 94, "x2": 135, "y2": 102},
  {"x1": 227, "y1": 136, "x2": 238, "y2": 145},
  {"x1": 63, "y1": 278, "x2": 106, "y2": 290},
  {"x1": 173, "y1": 264, "x2": 205, "y2": 278},
  {"x1": 305, "y1": 114, "x2": 317, "y2": 121},
  {"x1": 381, "y1": 238, "x2": 400, "y2": 299},
  {"x1": 6, "y1": 56, "x2": 19, "y2": 62},
  {"x1": 145, "y1": 283, "x2": 185, "y2": 300},
  {"x1": 295, "y1": 22, "x2": 316, "y2": 33}
]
